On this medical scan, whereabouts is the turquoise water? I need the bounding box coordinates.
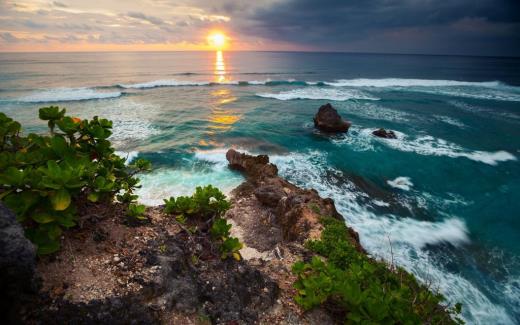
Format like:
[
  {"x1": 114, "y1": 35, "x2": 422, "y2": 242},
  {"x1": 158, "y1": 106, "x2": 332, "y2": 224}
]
[{"x1": 1, "y1": 52, "x2": 519, "y2": 324}]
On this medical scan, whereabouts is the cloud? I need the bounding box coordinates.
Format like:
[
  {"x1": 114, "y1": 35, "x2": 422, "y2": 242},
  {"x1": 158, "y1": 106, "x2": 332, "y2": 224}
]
[
  {"x1": 127, "y1": 11, "x2": 165, "y2": 26},
  {"x1": 0, "y1": 32, "x2": 21, "y2": 43},
  {"x1": 243, "y1": 0, "x2": 520, "y2": 55},
  {"x1": 52, "y1": 1, "x2": 68, "y2": 8}
]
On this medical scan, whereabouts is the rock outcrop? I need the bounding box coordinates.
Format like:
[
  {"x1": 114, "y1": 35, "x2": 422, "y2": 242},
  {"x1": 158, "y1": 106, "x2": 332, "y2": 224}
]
[
  {"x1": 372, "y1": 128, "x2": 397, "y2": 139},
  {"x1": 226, "y1": 149, "x2": 362, "y2": 250},
  {"x1": 0, "y1": 203, "x2": 38, "y2": 322},
  {"x1": 313, "y1": 103, "x2": 351, "y2": 133}
]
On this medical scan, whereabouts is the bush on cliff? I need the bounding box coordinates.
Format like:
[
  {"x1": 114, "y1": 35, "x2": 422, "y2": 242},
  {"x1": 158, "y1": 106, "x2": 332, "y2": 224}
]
[
  {"x1": 164, "y1": 185, "x2": 242, "y2": 260},
  {"x1": 0, "y1": 107, "x2": 150, "y2": 254},
  {"x1": 293, "y1": 216, "x2": 464, "y2": 324}
]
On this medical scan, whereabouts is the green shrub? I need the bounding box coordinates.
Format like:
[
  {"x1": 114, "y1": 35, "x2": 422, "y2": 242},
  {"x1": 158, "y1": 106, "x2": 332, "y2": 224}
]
[
  {"x1": 127, "y1": 203, "x2": 147, "y2": 221},
  {"x1": 0, "y1": 107, "x2": 151, "y2": 254},
  {"x1": 293, "y1": 217, "x2": 463, "y2": 324},
  {"x1": 164, "y1": 186, "x2": 241, "y2": 260},
  {"x1": 210, "y1": 217, "x2": 243, "y2": 260},
  {"x1": 163, "y1": 185, "x2": 231, "y2": 220}
]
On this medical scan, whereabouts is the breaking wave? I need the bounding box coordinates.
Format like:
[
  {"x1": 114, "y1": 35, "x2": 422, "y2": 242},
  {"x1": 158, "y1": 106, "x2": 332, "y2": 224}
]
[
  {"x1": 256, "y1": 88, "x2": 379, "y2": 101},
  {"x1": 8, "y1": 87, "x2": 123, "y2": 103}
]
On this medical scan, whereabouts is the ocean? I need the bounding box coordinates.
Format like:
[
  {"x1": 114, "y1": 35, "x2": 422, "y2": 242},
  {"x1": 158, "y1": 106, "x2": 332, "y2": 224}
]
[{"x1": 0, "y1": 51, "x2": 519, "y2": 324}]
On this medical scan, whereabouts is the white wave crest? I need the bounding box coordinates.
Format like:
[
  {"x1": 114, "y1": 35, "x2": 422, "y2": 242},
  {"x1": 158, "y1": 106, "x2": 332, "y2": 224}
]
[
  {"x1": 376, "y1": 131, "x2": 517, "y2": 166},
  {"x1": 119, "y1": 79, "x2": 212, "y2": 89},
  {"x1": 387, "y1": 176, "x2": 414, "y2": 191},
  {"x1": 256, "y1": 88, "x2": 379, "y2": 101},
  {"x1": 114, "y1": 151, "x2": 139, "y2": 165},
  {"x1": 325, "y1": 78, "x2": 503, "y2": 88},
  {"x1": 16, "y1": 88, "x2": 122, "y2": 102}
]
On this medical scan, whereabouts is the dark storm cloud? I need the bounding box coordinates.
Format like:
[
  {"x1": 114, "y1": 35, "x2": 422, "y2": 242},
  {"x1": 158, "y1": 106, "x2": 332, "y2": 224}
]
[{"x1": 246, "y1": 0, "x2": 520, "y2": 56}]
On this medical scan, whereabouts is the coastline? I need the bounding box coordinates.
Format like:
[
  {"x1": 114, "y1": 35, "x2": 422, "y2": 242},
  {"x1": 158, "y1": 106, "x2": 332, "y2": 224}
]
[{"x1": 5, "y1": 149, "x2": 460, "y2": 324}]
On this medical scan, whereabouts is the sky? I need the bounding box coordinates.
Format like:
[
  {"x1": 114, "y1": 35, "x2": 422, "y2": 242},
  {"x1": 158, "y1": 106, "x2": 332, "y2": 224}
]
[{"x1": 0, "y1": 0, "x2": 519, "y2": 56}]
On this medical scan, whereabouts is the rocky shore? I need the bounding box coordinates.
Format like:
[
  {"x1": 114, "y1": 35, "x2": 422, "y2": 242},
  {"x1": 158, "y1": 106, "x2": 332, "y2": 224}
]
[
  {"x1": 2, "y1": 149, "x2": 363, "y2": 324},
  {"x1": 2, "y1": 148, "x2": 460, "y2": 324}
]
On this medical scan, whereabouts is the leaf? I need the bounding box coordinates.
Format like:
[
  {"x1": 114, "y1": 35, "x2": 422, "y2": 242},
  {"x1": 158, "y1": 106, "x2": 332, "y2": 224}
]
[
  {"x1": 87, "y1": 192, "x2": 100, "y2": 202},
  {"x1": 32, "y1": 213, "x2": 56, "y2": 224},
  {"x1": 50, "y1": 188, "x2": 71, "y2": 211},
  {"x1": 39, "y1": 106, "x2": 65, "y2": 121}
]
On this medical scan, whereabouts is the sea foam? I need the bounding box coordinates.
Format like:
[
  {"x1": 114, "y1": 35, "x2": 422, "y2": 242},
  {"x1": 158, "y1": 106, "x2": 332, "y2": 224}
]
[
  {"x1": 375, "y1": 132, "x2": 517, "y2": 166},
  {"x1": 325, "y1": 78, "x2": 503, "y2": 88},
  {"x1": 136, "y1": 149, "x2": 243, "y2": 206},
  {"x1": 387, "y1": 176, "x2": 414, "y2": 191},
  {"x1": 256, "y1": 88, "x2": 379, "y2": 101}
]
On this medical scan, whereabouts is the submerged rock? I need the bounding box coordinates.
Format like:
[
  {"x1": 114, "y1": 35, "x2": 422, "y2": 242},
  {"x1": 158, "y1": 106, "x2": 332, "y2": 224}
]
[
  {"x1": 372, "y1": 128, "x2": 397, "y2": 139},
  {"x1": 313, "y1": 103, "x2": 351, "y2": 133},
  {"x1": 0, "y1": 203, "x2": 38, "y2": 323}
]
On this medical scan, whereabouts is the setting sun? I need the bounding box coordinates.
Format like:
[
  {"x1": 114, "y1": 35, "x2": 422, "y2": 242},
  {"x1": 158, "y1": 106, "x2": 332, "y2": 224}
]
[{"x1": 208, "y1": 32, "x2": 227, "y2": 49}]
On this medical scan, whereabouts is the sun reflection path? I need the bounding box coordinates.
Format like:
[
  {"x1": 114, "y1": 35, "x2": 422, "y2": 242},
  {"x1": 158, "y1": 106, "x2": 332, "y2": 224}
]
[
  {"x1": 215, "y1": 50, "x2": 226, "y2": 83},
  {"x1": 201, "y1": 53, "x2": 241, "y2": 145}
]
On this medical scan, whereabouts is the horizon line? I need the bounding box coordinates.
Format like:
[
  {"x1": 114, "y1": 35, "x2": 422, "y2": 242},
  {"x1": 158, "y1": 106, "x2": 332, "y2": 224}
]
[{"x1": 0, "y1": 49, "x2": 519, "y2": 59}]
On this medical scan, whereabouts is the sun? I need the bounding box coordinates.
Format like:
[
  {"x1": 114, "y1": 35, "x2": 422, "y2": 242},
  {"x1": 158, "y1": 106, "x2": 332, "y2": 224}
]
[{"x1": 208, "y1": 32, "x2": 227, "y2": 49}]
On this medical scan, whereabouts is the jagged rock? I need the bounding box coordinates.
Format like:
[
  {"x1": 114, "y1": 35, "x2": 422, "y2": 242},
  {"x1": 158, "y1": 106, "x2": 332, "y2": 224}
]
[
  {"x1": 254, "y1": 185, "x2": 286, "y2": 207},
  {"x1": 0, "y1": 202, "x2": 38, "y2": 322},
  {"x1": 372, "y1": 128, "x2": 397, "y2": 139},
  {"x1": 313, "y1": 103, "x2": 351, "y2": 133},
  {"x1": 226, "y1": 149, "x2": 278, "y2": 180},
  {"x1": 226, "y1": 150, "x2": 362, "y2": 248}
]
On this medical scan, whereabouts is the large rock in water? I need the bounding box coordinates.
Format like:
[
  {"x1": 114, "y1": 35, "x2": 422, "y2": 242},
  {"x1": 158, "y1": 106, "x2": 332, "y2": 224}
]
[
  {"x1": 372, "y1": 128, "x2": 397, "y2": 139},
  {"x1": 0, "y1": 202, "x2": 38, "y2": 321},
  {"x1": 313, "y1": 103, "x2": 351, "y2": 133}
]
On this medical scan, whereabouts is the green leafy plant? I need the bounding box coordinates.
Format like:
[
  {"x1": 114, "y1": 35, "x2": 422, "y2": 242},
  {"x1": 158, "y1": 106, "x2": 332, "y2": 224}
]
[
  {"x1": 127, "y1": 203, "x2": 147, "y2": 221},
  {"x1": 292, "y1": 216, "x2": 464, "y2": 324},
  {"x1": 163, "y1": 185, "x2": 230, "y2": 220},
  {"x1": 0, "y1": 108, "x2": 151, "y2": 254},
  {"x1": 210, "y1": 217, "x2": 242, "y2": 260}
]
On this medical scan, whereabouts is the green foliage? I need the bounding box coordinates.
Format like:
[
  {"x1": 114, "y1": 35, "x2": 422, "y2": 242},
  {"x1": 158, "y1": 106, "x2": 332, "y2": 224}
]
[
  {"x1": 127, "y1": 203, "x2": 147, "y2": 221},
  {"x1": 210, "y1": 217, "x2": 242, "y2": 260},
  {"x1": 163, "y1": 185, "x2": 231, "y2": 220},
  {"x1": 293, "y1": 217, "x2": 464, "y2": 324},
  {"x1": 0, "y1": 108, "x2": 151, "y2": 254},
  {"x1": 164, "y1": 187, "x2": 241, "y2": 260}
]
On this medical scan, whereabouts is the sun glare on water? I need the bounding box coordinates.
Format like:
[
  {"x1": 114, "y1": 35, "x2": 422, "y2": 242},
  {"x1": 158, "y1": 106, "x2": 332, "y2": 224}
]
[{"x1": 208, "y1": 32, "x2": 227, "y2": 50}]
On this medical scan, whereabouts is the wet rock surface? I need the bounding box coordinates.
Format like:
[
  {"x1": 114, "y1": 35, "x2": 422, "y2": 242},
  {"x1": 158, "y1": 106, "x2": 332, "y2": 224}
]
[
  {"x1": 372, "y1": 128, "x2": 397, "y2": 139},
  {"x1": 313, "y1": 103, "x2": 351, "y2": 133}
]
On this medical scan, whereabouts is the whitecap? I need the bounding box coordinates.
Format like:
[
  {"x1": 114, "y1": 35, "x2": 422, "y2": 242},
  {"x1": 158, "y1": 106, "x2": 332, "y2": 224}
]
[
  {"x1": 434, "y1": 115, "x2": 466, "y2": 128},
  {"x1": 256, "y1": 88, "x2": 379, "y2": 101},
  {"x1": 374, "y1": 131, "x2": 517, "y2": 166},
  {"x1": 15, "y1": 87, "x2": 122, "y2": 102},
  {"x1": 114, "y1": 151, "x2": 139, "y2": 165},
  {"x1": 325, "y1": 78, "x2": 503, "y2": 88},
  {"x1": 119, "y1": 79, "x2": 212, "y2": 88},
  {"x1": 387, "y1": 176, "x2": 414, "y2": 191}
]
